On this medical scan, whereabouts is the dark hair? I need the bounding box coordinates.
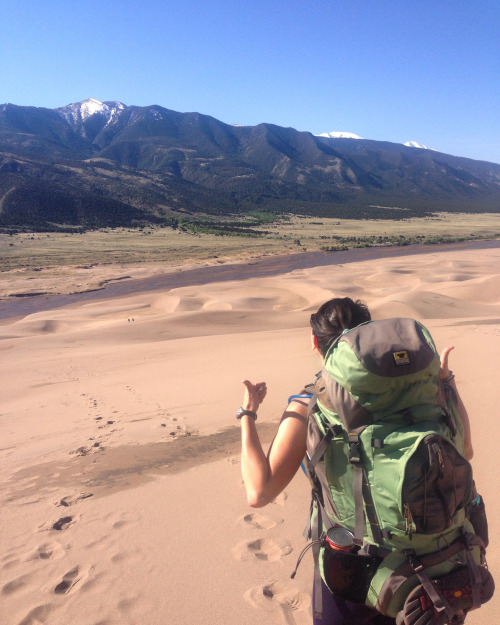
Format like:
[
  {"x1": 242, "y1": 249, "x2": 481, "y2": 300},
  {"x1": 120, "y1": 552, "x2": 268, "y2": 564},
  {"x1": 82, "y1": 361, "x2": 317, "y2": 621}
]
[{"x1": 310, "y1": 297, "x2": 371, "y2": 356}]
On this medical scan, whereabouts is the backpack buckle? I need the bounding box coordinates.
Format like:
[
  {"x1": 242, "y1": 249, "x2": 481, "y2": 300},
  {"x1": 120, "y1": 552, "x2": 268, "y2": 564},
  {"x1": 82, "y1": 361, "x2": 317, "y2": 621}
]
[
  {"x1": 349, "y1": 441, "x2": 361, "y2": 465},
  {"x1": 404, "y1": 549, "x2": 424, "y2": 573}
]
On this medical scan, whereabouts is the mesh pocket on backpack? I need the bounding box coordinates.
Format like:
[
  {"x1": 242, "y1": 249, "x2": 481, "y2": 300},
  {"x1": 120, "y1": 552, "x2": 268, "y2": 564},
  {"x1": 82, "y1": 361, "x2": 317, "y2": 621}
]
[{"x1": 321, "y1": 544, "x2": 382, "y2": 604}]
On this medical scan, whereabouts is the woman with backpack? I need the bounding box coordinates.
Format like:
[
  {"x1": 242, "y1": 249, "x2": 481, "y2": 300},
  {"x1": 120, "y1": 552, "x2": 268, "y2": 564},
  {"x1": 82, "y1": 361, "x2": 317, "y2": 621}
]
[{"x1": 237, "y1": 297, "x2": 476, "y2": 625}]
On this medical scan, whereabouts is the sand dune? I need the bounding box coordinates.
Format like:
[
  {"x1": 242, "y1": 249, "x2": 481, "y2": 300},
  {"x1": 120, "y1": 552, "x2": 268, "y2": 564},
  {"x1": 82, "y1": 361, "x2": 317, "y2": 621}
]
[{"x1": 1, "y1": 245, "x2": 499, "y2": 625}]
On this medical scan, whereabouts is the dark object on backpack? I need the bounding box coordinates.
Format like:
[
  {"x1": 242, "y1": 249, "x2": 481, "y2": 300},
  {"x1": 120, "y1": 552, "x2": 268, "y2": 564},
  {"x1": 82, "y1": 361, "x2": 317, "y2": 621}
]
[
  {"x1": 395, "y1": 564, "x2": 495, "y2": 625},
  {"x1": 467, "y1": 493, "x2": 489, "y2": 548}
]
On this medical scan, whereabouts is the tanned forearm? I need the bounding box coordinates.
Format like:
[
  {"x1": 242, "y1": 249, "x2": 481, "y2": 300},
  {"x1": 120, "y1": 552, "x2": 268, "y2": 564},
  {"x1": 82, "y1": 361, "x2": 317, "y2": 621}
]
[{"x1": 240, "y1": 416, "x2": 273, "y2": 507}]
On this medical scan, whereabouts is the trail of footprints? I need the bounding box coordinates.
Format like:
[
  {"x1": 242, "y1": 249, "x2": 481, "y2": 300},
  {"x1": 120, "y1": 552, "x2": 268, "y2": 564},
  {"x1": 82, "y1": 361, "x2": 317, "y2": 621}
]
[
  {"x1": 70, "y1": 389, "x2": 190, "y2": 459},
  {"x1": 233, "y1": 503, "x2": 311, "y2": 620},
  {"x1": 2, "y1": 386, "x2": 161, "y2": 625},
  {"x1": 2, "y1": 488, "x2": 137, "y2": 625}
]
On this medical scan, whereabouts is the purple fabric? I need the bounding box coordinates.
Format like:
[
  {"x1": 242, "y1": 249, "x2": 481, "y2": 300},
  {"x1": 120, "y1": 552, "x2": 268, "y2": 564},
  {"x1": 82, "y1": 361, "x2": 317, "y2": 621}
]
[{"x1": 313, "y1": 579, "x2": 396, "y2": 625}]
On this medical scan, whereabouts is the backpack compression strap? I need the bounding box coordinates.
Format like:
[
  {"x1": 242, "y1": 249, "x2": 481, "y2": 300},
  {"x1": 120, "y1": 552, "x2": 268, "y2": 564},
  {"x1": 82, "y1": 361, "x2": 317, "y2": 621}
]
[{"x1": 348, "y1": 433, "x2": 385, "y2": 546}]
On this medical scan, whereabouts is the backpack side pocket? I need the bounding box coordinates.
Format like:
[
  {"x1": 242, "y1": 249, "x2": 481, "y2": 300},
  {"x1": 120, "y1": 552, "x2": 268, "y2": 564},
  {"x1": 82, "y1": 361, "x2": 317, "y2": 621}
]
[{"x1": 403, "y1": 435, "x2": 473, "y2": 534}]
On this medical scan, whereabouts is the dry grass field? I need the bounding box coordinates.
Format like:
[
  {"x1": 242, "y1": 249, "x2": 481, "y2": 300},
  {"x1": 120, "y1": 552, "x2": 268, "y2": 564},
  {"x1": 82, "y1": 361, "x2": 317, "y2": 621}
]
[{"x1": 1, "y1": 212, "x2": 499, "y2": 297}]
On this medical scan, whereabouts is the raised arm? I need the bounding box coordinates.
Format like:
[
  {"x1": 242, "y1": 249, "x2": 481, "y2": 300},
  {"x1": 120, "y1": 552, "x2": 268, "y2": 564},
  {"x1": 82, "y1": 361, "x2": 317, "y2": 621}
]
[
  {"x1": 440, "y1": 346, "x2": 474, "y2": 460},
  {"x1": 239, "y1": 380, "x2": 308, "y2": 508}
]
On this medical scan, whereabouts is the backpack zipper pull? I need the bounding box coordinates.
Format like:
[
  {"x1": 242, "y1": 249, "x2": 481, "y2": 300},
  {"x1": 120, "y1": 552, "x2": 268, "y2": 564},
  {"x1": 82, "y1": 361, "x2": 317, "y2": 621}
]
[
  {"x1": 404, "y1": 504, "x2": 414, "y2": 540},
  {"x1": 432, "y1": 441, "x2": 445, "y2": 474}
]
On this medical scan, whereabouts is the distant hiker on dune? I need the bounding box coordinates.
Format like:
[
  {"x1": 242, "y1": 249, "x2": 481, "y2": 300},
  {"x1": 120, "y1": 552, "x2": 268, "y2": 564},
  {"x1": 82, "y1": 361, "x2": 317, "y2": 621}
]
[{"x1": 238, "y1": 297, "x2": 493, "y2": 625}]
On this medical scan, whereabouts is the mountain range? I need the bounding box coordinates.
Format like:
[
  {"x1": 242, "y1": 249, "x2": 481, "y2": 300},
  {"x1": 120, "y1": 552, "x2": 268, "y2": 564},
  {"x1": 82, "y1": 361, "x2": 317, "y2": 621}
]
[{"x1": 1, "y1": 98, "x2": 499, "y2": 229}]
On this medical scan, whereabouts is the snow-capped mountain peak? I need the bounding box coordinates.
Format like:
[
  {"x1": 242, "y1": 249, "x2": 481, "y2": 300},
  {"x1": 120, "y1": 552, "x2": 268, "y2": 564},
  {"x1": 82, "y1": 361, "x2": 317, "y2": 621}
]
[
  {"x1": 57, "y1": 98, "x2": 126, "y2": 134},
  {"x1": 404, "y1": 140, "x2": 436, "y2": 151},
  {"x1": 80, "y1": 97, "x2": 107, "y2": 120},
  {"x1": 316, "y1": 131, "x2": 363, "y2": 140}
]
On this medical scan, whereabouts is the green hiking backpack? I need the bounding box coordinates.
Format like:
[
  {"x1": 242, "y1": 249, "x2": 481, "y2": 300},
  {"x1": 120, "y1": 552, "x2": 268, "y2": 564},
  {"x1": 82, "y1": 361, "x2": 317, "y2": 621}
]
[{"x1": 303, "y1": 318, "x2": 494, "y2": 624}]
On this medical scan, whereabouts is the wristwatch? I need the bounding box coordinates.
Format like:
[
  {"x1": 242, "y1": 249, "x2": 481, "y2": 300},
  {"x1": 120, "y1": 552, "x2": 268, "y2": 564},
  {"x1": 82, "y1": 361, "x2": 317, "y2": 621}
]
[{"x1": 236, "y1": 407, "x2": 257, "y2": 421}]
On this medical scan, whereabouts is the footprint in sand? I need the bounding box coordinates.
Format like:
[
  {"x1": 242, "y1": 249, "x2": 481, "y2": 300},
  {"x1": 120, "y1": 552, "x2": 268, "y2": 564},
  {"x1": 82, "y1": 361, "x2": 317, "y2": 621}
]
[
  {"x1": 51, "y1": 516, "x2": 75, "y2": 531},
  {"x1": 112, "y1": 520, "x2": 129, "y2": 530},
  {"x1": 242, "y1": 512, "x2": 283, "y2": 530},
  {"x1": 70, "y1": 446, "x2": 91, "y2": 457},
  {"x1": 244, "y1": 579, "x2": 311, "y2": 614},
  {"x1": 232, "y1": 538, "x2": 292, "y2": 562},
  {"x1": 1, "y1": 557, "x2": 19, "y2": 570},
  {"x1": 58, "y1": 493, "x2": 93, "y2": 507},
  {"x1": 29, "y1": 541, "x2": 65, "y2": 561},
  {"x1": 54, "y1": 566, "x2": 86, "y2": 594},
  {"x1": 2, "y1": 573, "x2": 32, "y2": 595},
  {"x1": 110, "y1": 551, "x2": 131, "y2": 564},
  {"x1": 17, "y1": 604, "x2": 52, "y2": 625}
]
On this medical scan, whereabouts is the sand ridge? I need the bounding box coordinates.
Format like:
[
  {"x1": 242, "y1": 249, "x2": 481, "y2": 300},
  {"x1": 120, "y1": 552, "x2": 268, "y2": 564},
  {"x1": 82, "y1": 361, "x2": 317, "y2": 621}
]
[{"x1": 1, "y1": 246, "x2": 499, "y2": 624}]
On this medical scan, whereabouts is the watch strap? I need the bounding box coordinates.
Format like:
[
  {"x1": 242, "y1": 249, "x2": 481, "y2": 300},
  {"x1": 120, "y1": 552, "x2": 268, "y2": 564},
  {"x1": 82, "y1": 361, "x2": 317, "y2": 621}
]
[{"x1": 236, "y1": 408, "x2": 257, "y2": 420}]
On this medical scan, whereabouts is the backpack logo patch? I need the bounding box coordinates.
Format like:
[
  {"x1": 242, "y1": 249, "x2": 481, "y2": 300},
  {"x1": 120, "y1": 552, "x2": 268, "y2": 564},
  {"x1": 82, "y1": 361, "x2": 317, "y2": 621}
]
[{"x1": 393, "y1": 350, "x2": 410, "y2": 366}]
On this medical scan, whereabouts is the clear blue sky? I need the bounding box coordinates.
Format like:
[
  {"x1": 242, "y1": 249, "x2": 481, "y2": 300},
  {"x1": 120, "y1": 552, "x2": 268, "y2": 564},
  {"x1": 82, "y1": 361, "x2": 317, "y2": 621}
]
[{"x1": 1, "y1": 1, "x2": 499, "y2": 164}]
